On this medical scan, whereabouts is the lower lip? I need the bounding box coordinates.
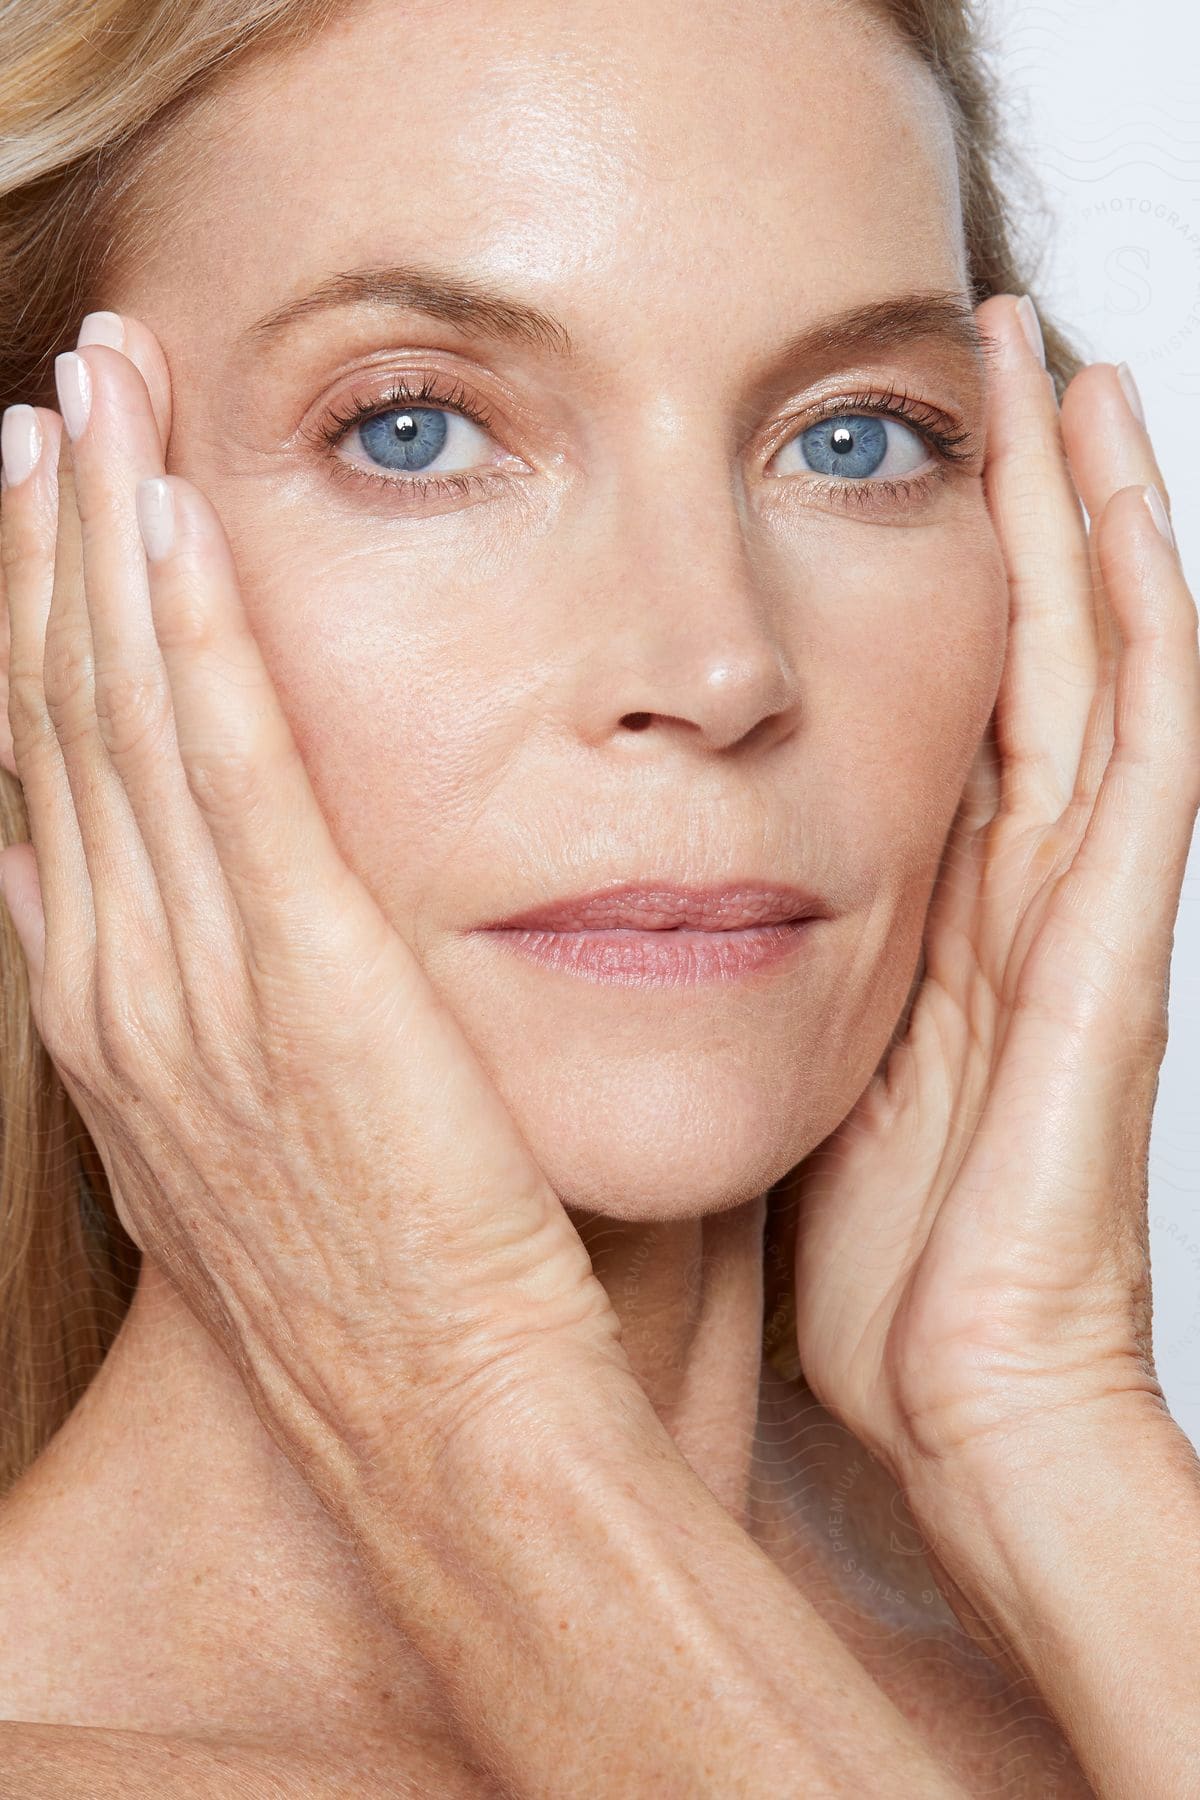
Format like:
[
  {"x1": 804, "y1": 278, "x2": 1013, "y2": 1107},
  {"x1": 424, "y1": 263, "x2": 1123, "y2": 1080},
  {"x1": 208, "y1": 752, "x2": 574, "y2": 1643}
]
[{"x1": 476, "y1": 920, "x2": 818, "y2": 987}]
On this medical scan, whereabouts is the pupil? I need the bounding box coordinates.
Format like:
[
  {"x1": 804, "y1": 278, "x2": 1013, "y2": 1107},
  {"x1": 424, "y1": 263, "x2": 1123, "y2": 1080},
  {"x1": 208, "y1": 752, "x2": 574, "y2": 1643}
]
[
  {"x1": 832, "y1": 426, "x2": 854, "y2": 455},
  {"x1": 395, "y1": 413, "x2": 418, "y2": 441}
]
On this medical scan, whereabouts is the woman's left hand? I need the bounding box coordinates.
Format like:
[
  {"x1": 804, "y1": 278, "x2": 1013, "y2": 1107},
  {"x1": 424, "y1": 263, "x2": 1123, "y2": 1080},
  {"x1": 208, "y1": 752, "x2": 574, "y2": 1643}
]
[{"x1": 782, "y1": 292, "x2": 1200, "y2": 1494}]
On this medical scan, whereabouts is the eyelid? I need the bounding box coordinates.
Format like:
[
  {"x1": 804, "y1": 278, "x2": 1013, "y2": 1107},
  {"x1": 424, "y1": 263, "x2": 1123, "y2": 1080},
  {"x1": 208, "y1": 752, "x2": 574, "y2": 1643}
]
[
  {"x1": 309, "y1": 369, "x2": 501, "y2": 447},
  {"x1": 293, "y1": 342, "x2": 577, "y2": 473},
  {"x1": 765, "y1": 384, "x2": 978, "y2": 469}
]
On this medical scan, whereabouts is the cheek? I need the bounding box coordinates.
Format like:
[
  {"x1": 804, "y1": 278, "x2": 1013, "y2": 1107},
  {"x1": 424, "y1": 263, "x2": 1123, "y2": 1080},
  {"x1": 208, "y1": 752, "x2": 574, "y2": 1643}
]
[
  {"x1": 215, "y1": 522, "x2": 512, "y2": 928},
  {"x1": 783, "y1": 511, "x2": 1008, "y2": 1103},
  {"x1": 810, "y1": 511, "x2": 1008, "y2": 885}
]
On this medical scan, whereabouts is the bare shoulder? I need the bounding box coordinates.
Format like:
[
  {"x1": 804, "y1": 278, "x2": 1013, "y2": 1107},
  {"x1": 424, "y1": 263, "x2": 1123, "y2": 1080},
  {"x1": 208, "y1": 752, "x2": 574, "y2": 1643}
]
[{"x1": 0, "y1": 1721, "x2": 433, "y2": 1799}]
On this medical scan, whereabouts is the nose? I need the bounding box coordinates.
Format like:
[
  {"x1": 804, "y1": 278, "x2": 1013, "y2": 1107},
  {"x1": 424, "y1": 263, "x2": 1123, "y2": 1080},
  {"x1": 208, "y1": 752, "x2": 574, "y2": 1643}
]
[{"x1": 567, "y1": 424, "x2": 804, "y2": 756}]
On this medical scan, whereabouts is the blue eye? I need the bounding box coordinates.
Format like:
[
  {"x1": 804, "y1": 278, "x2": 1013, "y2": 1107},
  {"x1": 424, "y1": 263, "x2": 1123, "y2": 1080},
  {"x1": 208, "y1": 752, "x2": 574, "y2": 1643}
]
[
  {"x1": 784, "y1": 412, "x2": 932, "y2": 481},
  {"x1": 314, "y1": 372, "x2": 505, "y2": 492},
  {"x1": 359, "y1": 406, "x2": 448, "y2": 472},
  {"x1": 355, "y1": 403, "x2": 500, "y2": 476}
]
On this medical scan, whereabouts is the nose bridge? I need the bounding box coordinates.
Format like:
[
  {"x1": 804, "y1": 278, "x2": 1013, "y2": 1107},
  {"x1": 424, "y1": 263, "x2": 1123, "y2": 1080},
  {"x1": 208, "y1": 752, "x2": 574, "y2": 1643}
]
[{"x1": 568, "y1": 404, "x2": 801, "y2": 747}]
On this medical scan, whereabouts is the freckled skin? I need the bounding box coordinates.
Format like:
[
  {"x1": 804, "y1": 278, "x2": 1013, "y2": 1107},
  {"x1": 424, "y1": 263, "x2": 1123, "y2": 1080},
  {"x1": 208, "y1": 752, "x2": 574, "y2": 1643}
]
[{"x1": 0, "y1": 0, "x2": 1038, "y2": 1784}]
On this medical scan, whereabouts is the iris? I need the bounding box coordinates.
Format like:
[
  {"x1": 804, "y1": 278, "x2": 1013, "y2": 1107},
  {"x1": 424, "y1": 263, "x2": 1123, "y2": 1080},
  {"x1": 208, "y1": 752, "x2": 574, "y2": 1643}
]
[
  {"x1": 800, "y1": 414, "x2": 889, "y2": 478},
  {"x1": 360, "y1": 406, "x2": 449, "y2": 472}
]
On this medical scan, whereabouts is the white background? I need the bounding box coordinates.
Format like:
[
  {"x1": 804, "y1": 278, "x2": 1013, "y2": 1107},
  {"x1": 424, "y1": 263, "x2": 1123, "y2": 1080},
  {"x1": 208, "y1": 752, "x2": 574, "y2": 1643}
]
[{"x1": 985, "y1": 0, "x2": 1200, "y2": 1446}]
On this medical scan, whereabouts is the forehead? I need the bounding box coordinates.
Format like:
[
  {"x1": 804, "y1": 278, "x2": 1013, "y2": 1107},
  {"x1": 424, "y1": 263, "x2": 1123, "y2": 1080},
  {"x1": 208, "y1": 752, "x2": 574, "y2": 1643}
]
[{"x1": 115, "y1": 0, "x2": 966, "y2": 358}]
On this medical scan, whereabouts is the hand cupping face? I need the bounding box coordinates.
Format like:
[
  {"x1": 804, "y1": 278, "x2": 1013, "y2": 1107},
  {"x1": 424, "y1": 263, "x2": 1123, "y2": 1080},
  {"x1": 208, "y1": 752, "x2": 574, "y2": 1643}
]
[
  {"x1": 786, "y1": 294, "x2": 1199, "y2": 1489},
  {"x1": 0, "y1": 314, "x2": 633, "y2": 1489}
]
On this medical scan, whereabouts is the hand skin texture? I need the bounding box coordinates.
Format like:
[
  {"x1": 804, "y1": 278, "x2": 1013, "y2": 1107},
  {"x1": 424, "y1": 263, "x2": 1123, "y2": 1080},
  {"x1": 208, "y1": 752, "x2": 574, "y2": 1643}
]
[{"x1": 0, "y1": 2, "x2": 1199, "y2": 1790}]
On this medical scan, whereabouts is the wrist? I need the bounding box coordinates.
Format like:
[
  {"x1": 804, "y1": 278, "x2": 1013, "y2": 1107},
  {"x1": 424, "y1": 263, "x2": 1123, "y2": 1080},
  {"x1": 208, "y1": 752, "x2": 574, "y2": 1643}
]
[
  {"x1": 323, "y1": 1328, "x2": 664, "y2": 1545},
  {"x1": 895, "y1": 1393, "x2": 1200, "y2": 1800},
  {"x1": 898, "y1": 1389, "x2": 1198, "y2": 1632}
]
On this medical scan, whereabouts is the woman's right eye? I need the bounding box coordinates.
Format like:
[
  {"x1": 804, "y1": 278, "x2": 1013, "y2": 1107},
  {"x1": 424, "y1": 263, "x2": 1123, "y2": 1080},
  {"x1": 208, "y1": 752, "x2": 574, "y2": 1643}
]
[
  {"x1": 343, "y1": 402, "x2": 496, "y2": 478},
  {"x1": 305, "y1": 370, "x2": 518, "y2": 501}
]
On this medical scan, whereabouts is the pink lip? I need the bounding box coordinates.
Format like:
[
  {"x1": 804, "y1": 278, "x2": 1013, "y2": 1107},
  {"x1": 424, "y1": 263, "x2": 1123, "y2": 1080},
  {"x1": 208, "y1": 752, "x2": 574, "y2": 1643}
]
[
  {"x1": 475, "y1": 881, "x2": 826, "y2": 933},
  {"x1": 471, "y1": 882, "x2": 827, "y2": 988}
]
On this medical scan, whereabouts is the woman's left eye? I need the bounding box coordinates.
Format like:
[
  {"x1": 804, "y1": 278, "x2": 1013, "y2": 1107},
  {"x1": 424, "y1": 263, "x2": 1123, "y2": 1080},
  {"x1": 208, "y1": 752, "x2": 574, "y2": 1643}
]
[{"x1": 771, "y1": 413, "x2": 933, "y2": 482}]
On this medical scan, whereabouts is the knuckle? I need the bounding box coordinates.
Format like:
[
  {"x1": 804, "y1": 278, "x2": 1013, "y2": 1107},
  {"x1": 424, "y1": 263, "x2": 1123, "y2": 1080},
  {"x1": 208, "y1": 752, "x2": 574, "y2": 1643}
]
[
  {"x1": 37, "y1": 974, "x2": 96, "y2": 1084},
  {"x1": 188, "y1": 1009, "x2": 263, "y2": 1109},
  {"x1": 7, "y1": 667, "x2": 53, "y2": 747},
  {"x1": 69, "y1": 474, "x2": 105, "y2": 534},
  {"x1": 93, "y1": 970, "x2": 175, "y2": 1081},
  {"x1": 184, "y1": 741, "x2": 260, "y2": 821},
  {"x1": 151, "y1": 572, "x2": 218, "y2": 654},
  {"x1": 93, "y1": 661, "x2": 172, "y2": 763},
  {"x1": 0, "y1": 515, "x2": 51, "y2": 590},
  {"x1": 41, "y1": 624, "x2": 93, "y2": 723}
]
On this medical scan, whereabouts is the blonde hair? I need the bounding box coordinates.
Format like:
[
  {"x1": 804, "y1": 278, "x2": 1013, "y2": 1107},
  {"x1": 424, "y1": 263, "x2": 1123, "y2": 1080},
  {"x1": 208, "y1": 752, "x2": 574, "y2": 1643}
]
[{"x1": 0, "y1": 0, "x2": 1082, "y2": 1493}]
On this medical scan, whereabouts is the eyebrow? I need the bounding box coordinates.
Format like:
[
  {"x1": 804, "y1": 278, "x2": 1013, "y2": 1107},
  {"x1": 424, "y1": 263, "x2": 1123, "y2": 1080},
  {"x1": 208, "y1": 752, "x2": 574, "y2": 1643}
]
[
  {"x1": 241, "y1": 263, "x2": 573, "y2": 357},
  {"x1": 239, "y1": 261, "x2": 986, "y2": 376}
]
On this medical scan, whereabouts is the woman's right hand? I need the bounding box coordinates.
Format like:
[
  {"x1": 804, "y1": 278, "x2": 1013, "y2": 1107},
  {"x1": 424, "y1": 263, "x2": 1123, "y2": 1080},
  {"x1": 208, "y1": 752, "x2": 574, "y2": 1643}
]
[{"x1": 0, "y1": 311, "x2": 627, "y2": 1474}]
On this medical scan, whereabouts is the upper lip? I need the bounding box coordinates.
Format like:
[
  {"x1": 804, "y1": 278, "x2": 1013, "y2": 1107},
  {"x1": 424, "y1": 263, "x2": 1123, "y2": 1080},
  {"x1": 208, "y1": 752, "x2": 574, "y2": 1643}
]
[{"x1": 476, "y1": 881, "x2": 828, "y2": 932}]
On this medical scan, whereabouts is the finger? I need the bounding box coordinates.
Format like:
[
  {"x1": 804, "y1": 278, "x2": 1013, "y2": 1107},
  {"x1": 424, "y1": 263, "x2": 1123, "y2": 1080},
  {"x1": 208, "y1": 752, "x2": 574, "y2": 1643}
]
[
  {"x1": 1037, "y1": 484, "x2": 1200, "y2": 1023},
  {"x1": 0, "y1": 841, "x2": 47, "y2": 982},
  {"x1": 109, "y1": 309, "x2": 175, "y2": 453},
  {"x1": 135, "y1": 473, "x2": 387, "y2": 982},
  {"x1": 45, "y1": 350, "x2": 191, "y2": 1045},
  {"x1": 58, "y1": 338, "x2": 251, "y2": 1049},
  {"x1": 65, "y1": 309, "x2": 177, "y2": 454},
  {"x1": 977, "y1": 294, "x2": 1098, "y2": 822},
  {"x1": 0, "y1": 404, "x2": 96, "y2": 987},
  {"x1": 1059, "y1": 363, "x2": 1169, "y2": 810},
  {"x1": 1061, "y1": 362, "x2": 1171, "y2": 529}
]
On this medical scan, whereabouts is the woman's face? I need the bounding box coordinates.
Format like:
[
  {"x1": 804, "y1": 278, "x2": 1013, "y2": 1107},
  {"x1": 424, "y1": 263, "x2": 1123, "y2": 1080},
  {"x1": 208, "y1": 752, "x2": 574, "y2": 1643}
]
[{"x1": 105, "y1": 0, "x2": 1007, "y2": 1219}]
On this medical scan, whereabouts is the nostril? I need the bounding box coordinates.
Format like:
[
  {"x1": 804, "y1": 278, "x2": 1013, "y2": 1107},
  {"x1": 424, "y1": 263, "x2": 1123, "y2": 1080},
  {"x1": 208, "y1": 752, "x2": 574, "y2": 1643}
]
[{"x1": 622, "y1": 713, "x2": 653, "y2": 731}]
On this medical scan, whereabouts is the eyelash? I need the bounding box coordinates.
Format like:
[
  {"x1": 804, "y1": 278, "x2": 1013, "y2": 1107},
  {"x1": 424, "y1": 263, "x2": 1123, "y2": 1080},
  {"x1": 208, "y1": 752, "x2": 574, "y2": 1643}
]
[{"x1": 304, "y1": 372, "x2": 977, "y2": 514}]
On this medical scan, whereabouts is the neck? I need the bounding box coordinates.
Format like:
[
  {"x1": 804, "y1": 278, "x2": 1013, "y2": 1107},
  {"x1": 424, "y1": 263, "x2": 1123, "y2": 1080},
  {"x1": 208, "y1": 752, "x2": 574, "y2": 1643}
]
[
  {"x1": 573, "y1": 1193, "x2": 772, "y2": 1525},
  {"x1": 0, "y1": 1193, "x2": 786, "y2": 1742}
]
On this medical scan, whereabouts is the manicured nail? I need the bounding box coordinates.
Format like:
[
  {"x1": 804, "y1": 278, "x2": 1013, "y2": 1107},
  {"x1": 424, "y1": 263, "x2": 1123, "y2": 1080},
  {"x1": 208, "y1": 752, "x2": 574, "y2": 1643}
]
[
  {"x1": 1143, "y1": 484, "x2": 1175, "y2": 549},
  {"x1": 77, "y1": 311, "x2": 124, "y2": 351},
  {"x1": 1117, "y1": 361, "x2": 1146, "y2": 428},
  {"x1": 54, "y1": 352, "x2": 92, "y2": 441},
  {"x1": 1015, "y1": 294, "x2": 1045, "y2": 368},
  {"x1": 136, "y1": 476, "x2": 175, "y2": 561},
  {"x1": 0, "y1": 404, "x2": 43, "y2": 488}
]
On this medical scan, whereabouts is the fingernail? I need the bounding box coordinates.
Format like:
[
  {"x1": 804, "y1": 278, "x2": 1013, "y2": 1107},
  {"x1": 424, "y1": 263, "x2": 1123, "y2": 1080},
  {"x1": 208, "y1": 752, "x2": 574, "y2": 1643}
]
[
  {"x1": 1015, "y1": 294, "x2": 1046, "y2": 368},
  {"x1": 77, "y1": 311, "x2": 124, "y2": 351},
  {"x1": 136, "y1": 476, "x2": 175, "y2": 561},
  {"x1": 1117, "y1": 361, "x2": 1146, "y2": 428},
  {"x1": 54, "y1": 352, "x2": 92, "y2": 441},
  {"x1": 0, "y1": 404, "x2": 43, "y2": 488},
  {"x1": 1143, "y1": 484, "x2": 1175, "y2": 550}
]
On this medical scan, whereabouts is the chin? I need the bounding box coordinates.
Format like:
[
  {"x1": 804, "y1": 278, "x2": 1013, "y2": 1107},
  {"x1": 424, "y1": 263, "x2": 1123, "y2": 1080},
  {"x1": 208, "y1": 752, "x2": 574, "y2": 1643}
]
[{"x1": 504, "y1": 1066, "x2": 821, "y2": 1222}]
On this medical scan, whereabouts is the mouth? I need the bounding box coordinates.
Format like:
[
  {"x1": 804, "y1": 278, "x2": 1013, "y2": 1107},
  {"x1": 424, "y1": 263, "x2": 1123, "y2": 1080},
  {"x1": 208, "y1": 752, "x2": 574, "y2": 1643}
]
[
  {"x1": 470, "y1": 882, "x2": 827, "y2": 988},
  {"x1": 475, "y1": 880, "x2": 827, "y2": 934}
]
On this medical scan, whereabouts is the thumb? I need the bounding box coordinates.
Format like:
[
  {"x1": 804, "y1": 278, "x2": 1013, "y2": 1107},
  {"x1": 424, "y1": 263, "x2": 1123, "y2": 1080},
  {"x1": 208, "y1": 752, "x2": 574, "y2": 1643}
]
[{"x1": 0, "y1": 844, "x2": 47, "y2": 987}]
